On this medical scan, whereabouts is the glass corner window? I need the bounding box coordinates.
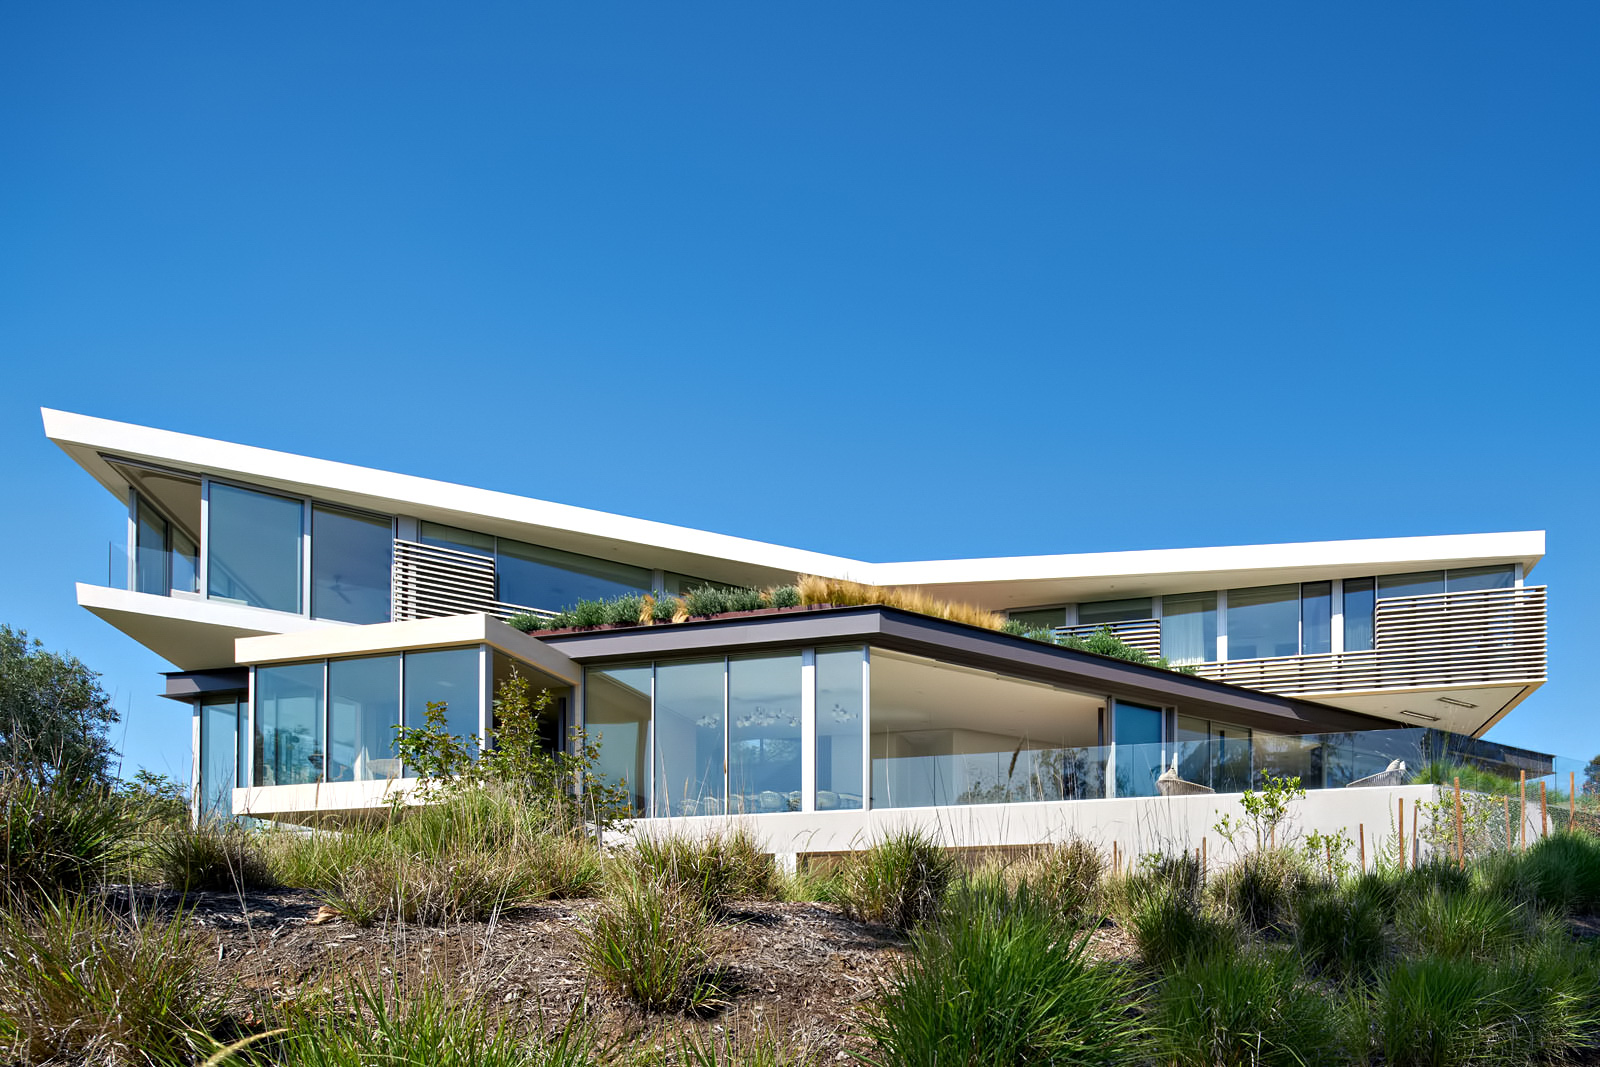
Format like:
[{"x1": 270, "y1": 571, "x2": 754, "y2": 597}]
[{"x1": 208, "y1": 483, "x2": 305, "y2": 613}]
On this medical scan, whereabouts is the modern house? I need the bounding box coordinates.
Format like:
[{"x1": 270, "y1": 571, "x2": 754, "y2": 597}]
[{"x1": 43, "y1": 408, "x2": 1555, "y2": 856}]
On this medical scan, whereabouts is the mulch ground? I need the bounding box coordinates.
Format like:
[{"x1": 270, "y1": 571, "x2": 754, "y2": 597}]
[{"x1": 117, "y1": 885, "x2": 911, "y2": 1061}]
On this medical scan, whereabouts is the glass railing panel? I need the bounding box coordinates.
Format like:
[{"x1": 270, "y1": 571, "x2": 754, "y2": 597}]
[{"x1": 872, "y1": 744, "x2": 1111, "y2": 809}]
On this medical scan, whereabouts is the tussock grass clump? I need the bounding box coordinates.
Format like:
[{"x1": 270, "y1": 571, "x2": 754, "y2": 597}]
[
  {"x1": 1354, "y1": 860, "x2": 1473, "y2": 922},
  {"x1": 0, "y1": 898, "x2": 223, "y2": 1067},
  {"x1": 1396, "y1": 887, "x2": 1532, "y2": 963},
  {"x1": 1013, "y1": 837, "x2": 1105, "y2": 920},
  {"x1": 864, "y1": 881, "x2": 1142, "y2": 1067},
  {"x1": 1482, "y1": 831, "x2": 1600, "y2": 914},
  {"x1": 672, "y1": 1028, "x2": 808, "y2": 1067},
  {"x1": 0, "y1": 778, "x2": 130, "y2": 902},
  {"x1": 269, "y1": 978, "x2": 599, "y2": 1067},
  {"x1": 580, "y1": 871, "x2": 723, "y2": 1013},
  {"x1": 1209, "y1": 848, "x2": 1309, "y2": 932},
  {"x1": 1294, "y1": 884, "x2": 1387, "y2": 977},
  {"x1": 630, "y1": 828, "x2": 776, "y2": 913},
  {"x1": 1157, "y1": 948, "x2": 1348, "y2": 1067},
  {"x1": 797, "y1": 575, "x2": 1008, "y2": 631},
  {"x1": 154, "y1": 820, "x2": 274, "y2": 893},
  {"x1": 838, "y1": 828, "x2": 956, "y2": 932}
]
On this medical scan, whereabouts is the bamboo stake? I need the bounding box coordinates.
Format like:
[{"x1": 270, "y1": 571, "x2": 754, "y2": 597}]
[
  {"x1": 1540, "y1": 781, "x2": 1548, "y2": 837},
  {"x1": 1358, "y1": 823, "x2": 1365, "y2": 874},
  {"x1": 1455, "y1": 777, "x2": 1465, "y2": 870},
  {"x1": 1112, "y1": 841, "x2": 1119, "y2": 876},
  {"x1": 1520, "y1": 770, "x2": 1527, "y2": 850},
  {"x1": 1202, "y1": 836, "x2": 1207, "y2": 884},
  {"x1": 1398, "y1": 797, "x2": 1406, "y2": 870}
]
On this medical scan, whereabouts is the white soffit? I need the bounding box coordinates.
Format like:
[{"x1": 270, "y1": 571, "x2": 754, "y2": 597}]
[{"x1": 44, "y1": 409, "x2": 1544, "y2": 595}]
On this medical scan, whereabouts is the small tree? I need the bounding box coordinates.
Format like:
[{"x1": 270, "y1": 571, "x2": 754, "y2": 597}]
[
  {"x1": 0, "y1": 625, "x2": 119, "y2": 786},
  {"x1": 1214, "y1": 774, "x2": 1305, "y2": 851}
]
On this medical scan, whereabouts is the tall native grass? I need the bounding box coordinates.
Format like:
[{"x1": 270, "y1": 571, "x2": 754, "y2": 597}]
[
  {"x1": 837, "y1": 828, "x2": 956, "y2": 932},
  {"x1": 0, "y1": 776, "x2": 131, "y2": 903},
  {"x1": 629, "y1": 827, "x2": 776, "y2": 913},
  {"x1": 1156, "y1": 947, "x2": 1350, "y2": 1067},
  {"x1": 862, "y1": 880, "x2": 1142, "y2": 1067},
  {"x1": 0, "y1": 897, "x2": 224, "y2": 1067},
  {"x1": 579, "y1": 868, "x2": 724, "y2": 1013}
]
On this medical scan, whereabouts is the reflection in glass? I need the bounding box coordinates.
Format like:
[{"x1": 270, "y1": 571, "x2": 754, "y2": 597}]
[
  {"x1": 1226, "y1": 584, "x2": 1300, "y2": 660},
  {"x1": 814, "y1": 648, "x2": 864, "y2": 810},
  {"x1": 1078, "y1": 598, "x2": 1153, "y2": 625},
  {"x1": 1113, "y1": 700, "x2": 1164, "y2": 798},
  {"x1": 1446, "y1": 565, "x2": 1514, "y2": 592},
  {"x1": 327, "y1": 655, "x2": 401, "y2": 782},
  {"x1": 1161, "y1": 592, "x2": 1217, "y2": 664},
  {"x1": 135, "y1": 494, "x2": 170, "y2": 595},
  {"x1": 254, "y1": 663, "x2": 323, "y2": 786},
  {"x1": 171, "y1": 528, "x2": 199, "y2": 594},
  {"x1": 208, "y1": 483, "x2": 304, "y2": 613},
  {"x1": 420, "y1": 522, "x2": 495, "y2": 557},
  {"x1": 653, "y1": 659, "x2": 725, "y2": 816},
  {"x1": 1009, "y1": 607, "x2": 1066, "y2": 631},
  {"x1": 496, "y1": 538, "x2": 652, "y2": 612},
  {"x1": 1377, "y1": 571, "x2": 1445, "y2": 601},
  {"x1": 403, "y1": 648, "x2": 481, "y2": 768},
  {"x1": 312, "y1": 506, "x2": 392, "y2": 624},
  {"x1": 1344, "y1": 578, "x2": 1375, "y2": 651},
  {"x1": 586, "y1": 664, "x2": 651, "y2": 816},
  {"x1": 728, "y1": 653, "x2": 802, "y2": 813},
  {"x1": 1301, "y1": 582, "x2": 1332, "y2": 654},
  {"x1": 199, "y1": 696, "x2": 240, "y2": 820}
]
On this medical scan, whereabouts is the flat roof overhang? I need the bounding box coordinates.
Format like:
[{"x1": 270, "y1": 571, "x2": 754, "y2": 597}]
[{"x1": 540, "y1": 605, "x2": 1394, "y2": 736}]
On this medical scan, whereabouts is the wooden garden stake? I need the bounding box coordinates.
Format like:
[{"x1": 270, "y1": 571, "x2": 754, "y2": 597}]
[
  {"x1": 1398, "y1": 797, "x2": 1406, "y2": 870},
  {"x1": 1112, "y1": 841, "x2": 1119, "y2": 876},
  {"x1": 1358, "y1": 823, "x2": 1365, "y2": 873},
  {"x1": 1202, "y1": 836, "x2": 1208, "y2": 883},
  {"x1": 1454, "y1": 777, "x2": 1465, "y2": 869},
  {"x1": 1520, "y1": 770, "x2": 1527, "y2": 850}
]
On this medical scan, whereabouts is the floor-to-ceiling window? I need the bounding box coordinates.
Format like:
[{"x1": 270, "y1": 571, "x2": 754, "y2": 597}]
[
  {"x1": 1344, "y1": 578, "x2": 1376, "y2": 652},
  {"x1": 1301, "y1": 582, "x2": 1332, "y2": 655},
  {"x1": 327, "y1": 655, "x2": 401, "y2": 782},
  {"x1": 727, "y1": 652, "x2": 802, "y2": 813},
  {"x1": 1161, "y1": 592, "x2": 1217, "y2": 664},
  {"x1": 586, "y1": 664, "x2": 652, "y2": 816},
  {"x1": 497, "y1": 538, "x2": 652, "y2": 611},
  {"x1": 198, "y1": 695, "x2": 243, "y2": 820},
  {"x1": 814, "y1": 647, "x2": 864, "y2": 810},
  {"x1": 254, "y1": 662, "x2": 323, "y2": 787},
  {"x1": 122, "y1": 466, "x2": 200, "y2": 596},
  {"x1": 209, "y1": 483, "x2": 305, "y2": 613},
  {"x1": 403, "y1": 648, "x2": 482, "y2": 764},
  {"x1": 312, "y1": 506, "x2": 392, "y2": 624},
  {"x1": 653, "y1": 659, "x2": 726, "y2": 816},
  {"x1": 1113, "y1": 700, "x2": 1164, "y2": 798},
  {"x1": 1225, "y1": 584, "x2": 1300, "y2": 660}
]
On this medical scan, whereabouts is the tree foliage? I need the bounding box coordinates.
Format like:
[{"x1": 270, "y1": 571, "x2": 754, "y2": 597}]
[{"x1": 0, "y1": 625, "x2": 119, "y2": 786}]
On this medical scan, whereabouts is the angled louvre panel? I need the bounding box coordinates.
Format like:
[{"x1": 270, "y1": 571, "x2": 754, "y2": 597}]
[{"x1": 392, "y1": 539, "x2": 555, "y2": 622}]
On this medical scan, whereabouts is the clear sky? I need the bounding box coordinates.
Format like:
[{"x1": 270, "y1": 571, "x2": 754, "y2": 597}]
[{"x1": 1, "y1": 3, "x2": 1596, "y2": 783}]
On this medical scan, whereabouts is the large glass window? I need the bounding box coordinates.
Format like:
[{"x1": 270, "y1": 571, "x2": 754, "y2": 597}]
[
  {"x1": 403, "y1": 648, "x2": 482, "y2": 766},
  {"x1": 135, "y1": 494, "x2": 170, "y2": 596},
  {"x1": 1113, "y1": 700, "x2": 1164, "y2": 798},
  {"x1": 1344, "y1": 577, "x2": 1375, "y2": 651},
  {"x1": 1226, "y1": 584, "x2": 1300, "y2": 660},
  {"x1": 113, "y1": 463, "x2": 201, "y2": 596},
  {"x1": 254, "y1": 663, "x2": 324, "y2": 786},
  {"x1": 1077, "y1": 598, "x2": 1153, "y2": 626},
  {"x1": 1447, "y1": 565, "x2": 1515, "y2": 592},
  {"x1": 312, "y1": 506, "x2": 393, "y2": 624},
  {"x1": 586, "y1": 665, "x2": 652, "y2": 816},
  {"x1": 198, "y1": 696, "x2": 241, "y2": 820},
  {"x1": 1009, "y1": 607, "x2": 1066, "y2": 631},
  {"x1": 420, "y1": 522, "x2": 494, "y2": 557},
  {"x1": 496, "y1": 538, "x2": 652, "y2": 612},
  {"x1": 815, "y1": 648, "x2": 864, "y2": 810},
  {"x1": 1161, "y1": 592, "x2": 1217, "y2": 664},
  {"x1": 327, "y1": 655, "x2": 401, "y2": 782},
  {"x1": 727, "y1": 653, "x2": 802, "y2": 813},
  {"x1": 1377, "y1": 571, "x2": 1445, "y2": 601},
  {"x1": 653, "y1": 659, "x2": 725, "y2": 816},
  {"x1": 209, "y1": 483, "x2": 304, "y2": 613},
  {"x1": 1301, "y1": 582, "x2": 1332, "y2": 655}
]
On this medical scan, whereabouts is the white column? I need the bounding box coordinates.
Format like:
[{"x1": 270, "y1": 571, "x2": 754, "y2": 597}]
[
  {"x1": 1216, "y1": 589, "x2": 1230, "y2": 662},
  {"x1": 190, "y1": 701, "x2": 202, "y2": 825},
  {"x1": 860, "y1": 648, "x2": 872, "y2": 812},
  {"x1": 1331, "y1": 578, "x2": 1345, "y2": 654},
  {"x1": 800, "y1": 648, "x2": 816, "y2": 813}
]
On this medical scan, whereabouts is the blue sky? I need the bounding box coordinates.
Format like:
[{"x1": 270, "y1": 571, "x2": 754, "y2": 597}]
[{"x1": 1, "y1": 3, "x2": 1596, "y2": 782}]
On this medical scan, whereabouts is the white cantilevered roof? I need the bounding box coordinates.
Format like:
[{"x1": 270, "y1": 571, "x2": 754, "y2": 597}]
[{"x1": 44, "y1": 408, "x2": 1544, "y2": 609}]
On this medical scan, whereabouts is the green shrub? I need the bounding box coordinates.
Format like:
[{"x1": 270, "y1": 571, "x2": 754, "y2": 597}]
[
  {"x1": 1156, "y1": 948, "x2": 1348, "y2": 1067},
  {"x1": 0, "y1": 898, "x2": 223, "y2": 1067},
  {"x1": 1127, "y1": 883, "x2": 1235, "y2": 971},
  {"x1": 154, "y1": 820, "x2": 274, "y2": 892},
  {"x1": 602, "y1": 594, "x2": 645, "y2": 626},
  {"x1": 0, "y1": 777, "x2": 130, "y2": 902},
  {"x1": 630, "y1": 828, "x2": 776, "y2": 913},
  {"x1": 1294, "y1": 884, "x2": 1386, "y2": 976},
  {"x1": 838, "y1": 829, "x2": 956, "y2": 932},
  {"x1": 569, "y1": 599, "x2": 609, "y2": 628},
  {"x1": 651, "y1": 595, "x2": 682, "y2": 622},
  {"x1": 1484, "y1": 831, "x2": 1600, "y2": 914},
  {"x1": 863, "y1": 881, "x2": 1142, "y2": 1067},
  {"x1": 506, "y1": 612, "x2": 548, "y2": 632},
  {"x1": 684, "y1": 586, "x2": 731, "y2": 617},
  {"x1": 269, "y1": 978, "x2": 599, "y2": 1067},
  {"x1": 1016, "y1": 838, "x2": 1105, "y2": 920},
  {"x1": 768, "y1": 585, "x2": 801, "y2": 609},
  {"x1": 1354, "y1": 861, "x2": 1473, "y2": 921},
  {"x1": 1374, "y1": 953, "x2": 1590, "y2": 1067},
  {"x1": 580, "y1": 871, "x2": 722, "y2": 1012},
  {"x1": 1209, "y1": 848, "x2": 1309, "y2": 932},
  {"x1": 726, "y1": 587, "x2": 765, "y2": 612},
  {"x1": 1397, "y1": 887, "x2": 1530, "y2": 963}
]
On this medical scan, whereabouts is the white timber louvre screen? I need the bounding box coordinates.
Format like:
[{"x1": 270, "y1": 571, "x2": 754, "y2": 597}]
[{"x1": 391, "y1": 539, "x2": 554, "y2": 622}]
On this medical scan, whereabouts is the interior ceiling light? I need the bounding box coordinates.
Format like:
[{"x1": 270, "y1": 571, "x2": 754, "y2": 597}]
[
  {"x1": 1436, "y1": 696, "x2": 1478, "y2": 709},
  {"x1": 1400, "y1": 709, "x2": 1441, "y2": 722}
]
